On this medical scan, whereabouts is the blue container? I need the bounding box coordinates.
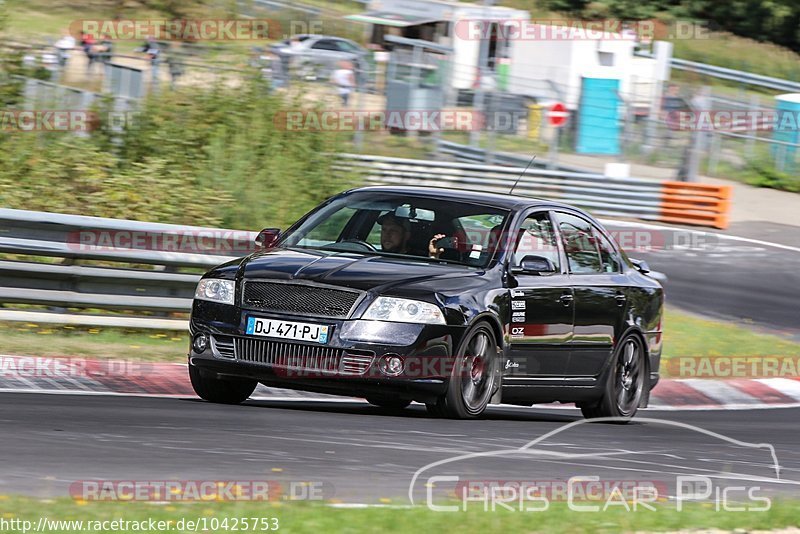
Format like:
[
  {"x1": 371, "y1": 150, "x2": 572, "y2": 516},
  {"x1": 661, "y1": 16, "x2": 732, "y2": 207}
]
[
  {"x1": 576, "y1": 76, "x2": 621, "y2": 155},
  {"x1": 772, "y1": 94, "x2": 800, "y2": 170}
]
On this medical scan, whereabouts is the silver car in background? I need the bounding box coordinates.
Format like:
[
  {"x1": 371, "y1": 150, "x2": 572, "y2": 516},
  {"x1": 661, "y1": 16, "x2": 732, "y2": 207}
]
[{"x1": 271, "y1": 34, "x2": 369, "y2": 82}]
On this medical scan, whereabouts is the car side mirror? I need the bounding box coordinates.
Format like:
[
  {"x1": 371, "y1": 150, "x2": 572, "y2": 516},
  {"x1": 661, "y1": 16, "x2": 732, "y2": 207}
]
[
  {"x1": 630, "y1": 258, "x2": 650, "y2": 274},
  {"x1": 511, "y1": 255, "x2": 557, "y2": 275},
  {"x1": 255, "y1": 228, "x2": 281, "y2": 249}
]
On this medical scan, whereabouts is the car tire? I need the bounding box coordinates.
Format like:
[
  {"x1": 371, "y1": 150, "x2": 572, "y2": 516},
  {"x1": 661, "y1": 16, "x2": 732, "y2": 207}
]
[
  {"x1": 426, "y1": 322, "x2": 498, "y2": 419},
  {"x1": 189, "y1": 364, "x2": 257, "y2": 405},
  {"x1": 580, "y1": 334, "x2": 646, "y2": 422},
  {"x1": 366, "y1": 397, "x2": 412, "y2": 411}
]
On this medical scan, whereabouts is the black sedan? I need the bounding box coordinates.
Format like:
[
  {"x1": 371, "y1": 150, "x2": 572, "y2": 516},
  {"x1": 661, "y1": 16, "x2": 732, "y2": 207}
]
[{"x1": 188, "y1": 186, "x2": 663, "y2": 420}]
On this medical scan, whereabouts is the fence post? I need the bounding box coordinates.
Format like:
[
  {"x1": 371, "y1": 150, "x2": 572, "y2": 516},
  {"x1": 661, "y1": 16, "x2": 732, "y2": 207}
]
[
  {"x1": 745, "y1": 93, "x2": 759, "y2": 159},
  {"x1": 685, "y1": 85, "x2": 711, "y2": 181},
  {"x1": 707, "y1": 131, "x2": 721, "y2": 176},
  {"x1": 353, "y1": 62, "x2": 364, "y2": 150}
]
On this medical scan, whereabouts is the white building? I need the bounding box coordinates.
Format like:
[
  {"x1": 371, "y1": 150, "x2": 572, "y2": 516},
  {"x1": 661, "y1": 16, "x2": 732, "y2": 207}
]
[{"x1": 348, "y1": 1, "x2": 671, "y2": 111}]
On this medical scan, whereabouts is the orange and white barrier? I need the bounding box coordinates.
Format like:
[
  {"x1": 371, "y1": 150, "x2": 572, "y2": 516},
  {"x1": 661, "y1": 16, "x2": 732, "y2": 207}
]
[{"x1": 659, "y1": 181, "x2": 733, "y2": 229}]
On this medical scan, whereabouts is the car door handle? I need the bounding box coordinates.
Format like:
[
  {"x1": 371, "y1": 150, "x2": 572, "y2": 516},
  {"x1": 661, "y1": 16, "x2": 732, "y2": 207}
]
[
  {"x1": 615, "y1": 292, "x2": 627, "y2": 306},
  {"x1": 559, "y1": 293, "x2": 574, "y2": 306}
]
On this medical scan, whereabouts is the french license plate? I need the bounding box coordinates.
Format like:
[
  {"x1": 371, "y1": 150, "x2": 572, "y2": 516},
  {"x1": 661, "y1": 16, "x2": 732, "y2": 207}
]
[{"x1": 245, "y1": 317, "x2": 330, "y2": 344}]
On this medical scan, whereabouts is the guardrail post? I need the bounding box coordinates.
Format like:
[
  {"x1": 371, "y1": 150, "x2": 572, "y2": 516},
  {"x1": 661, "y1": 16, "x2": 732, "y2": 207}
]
[{"x1": 745, "y1": 93, "x2": 759, "y2": 159}]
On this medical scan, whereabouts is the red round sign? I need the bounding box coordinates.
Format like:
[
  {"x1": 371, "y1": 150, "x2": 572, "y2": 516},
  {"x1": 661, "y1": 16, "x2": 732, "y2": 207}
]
[{"x1": 547, "y1": 102, "x2": 569, "y2": 127}]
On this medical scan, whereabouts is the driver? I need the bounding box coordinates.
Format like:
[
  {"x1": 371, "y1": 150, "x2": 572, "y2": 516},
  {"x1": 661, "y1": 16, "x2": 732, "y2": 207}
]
[{"x1": 377, "y1": 213, "x2": 412, "y2": 254}]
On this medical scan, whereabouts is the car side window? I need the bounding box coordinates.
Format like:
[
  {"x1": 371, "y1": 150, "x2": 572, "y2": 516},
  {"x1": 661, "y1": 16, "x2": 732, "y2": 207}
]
[
  {"x1": 513, "y1": 212, "x2": 560, "y2": 271},
  {"x1": 336, "y1": 40, "x2": 358, "y2": 52},
  {"x1": 557, "y1": 213, "x2": 603, "y2": 274},
  {"x1": 311, "y1": 40, "x2": 339, "y2": 51},
  {"x1": 593, "y1": 227, "x2": 622, "y2": 273}
]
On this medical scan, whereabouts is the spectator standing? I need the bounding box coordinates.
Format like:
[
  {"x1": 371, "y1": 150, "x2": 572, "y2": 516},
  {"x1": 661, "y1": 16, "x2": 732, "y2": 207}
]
[
  {"x1": 96, "y1": 34, "x2": 113, "y2": 65},
  {"x1": 330, "y1": 60, "x2": 355, "y2": 107},
  {"x1": 167, "y1": 54, "x2": 184, "y2": 88},
  {"x1": 54, "y1": 30, "x2": 76, "y2": 68},
  {"x1": 80, "y1": 32, "x2": 96, "y2": 70}
]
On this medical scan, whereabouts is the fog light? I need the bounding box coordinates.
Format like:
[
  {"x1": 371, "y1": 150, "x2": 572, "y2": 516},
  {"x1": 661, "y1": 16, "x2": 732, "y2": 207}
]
[
  {"x1": 379, "y1": 355, "x2": 404, "y2": 376},
  {"x1": 192, "y1": 333, "x2": 208, "y2": 353}
]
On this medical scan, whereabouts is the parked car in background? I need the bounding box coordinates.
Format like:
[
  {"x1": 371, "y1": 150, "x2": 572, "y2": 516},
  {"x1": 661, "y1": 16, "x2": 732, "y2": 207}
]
[{"x1": 271, "y1": 34, "x2": 369, "y2": 82}]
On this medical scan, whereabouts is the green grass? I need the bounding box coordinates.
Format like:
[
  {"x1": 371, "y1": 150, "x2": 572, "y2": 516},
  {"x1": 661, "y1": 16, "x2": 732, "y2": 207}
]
[
  {"x1": 2, "y1": 307, "x2": 799, "y2": 365},
  {"x1": 670, "y1": 30, "x2": 800, "y2": 84},
  {"x1": 661, "y1": 308, "x2": 800, "y2": 362},
  {"x1": 1, "y1": 496, "x2": 799, "y2": 533},
  {"x1": 0, "y1": 321, "x2": 188, "y2": 361}
]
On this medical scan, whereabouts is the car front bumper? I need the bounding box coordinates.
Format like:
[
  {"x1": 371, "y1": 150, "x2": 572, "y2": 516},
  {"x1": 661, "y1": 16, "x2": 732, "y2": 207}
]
[{"x1": 188, "y1": 301, "x2": 466, "y2": 403}]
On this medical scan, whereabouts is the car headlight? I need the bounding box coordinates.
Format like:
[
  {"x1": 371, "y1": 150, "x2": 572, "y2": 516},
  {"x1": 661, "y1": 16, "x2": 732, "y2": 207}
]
[
  {"x1": 194, "y1": 279, "x2": 235, "y2": 305},
  {"x1": 362, "y1": 297, "x2": 445, "y2": 325}
]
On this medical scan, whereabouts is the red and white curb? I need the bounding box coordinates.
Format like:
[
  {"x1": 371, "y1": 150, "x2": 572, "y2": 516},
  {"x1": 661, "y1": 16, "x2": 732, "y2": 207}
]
[{"x1": 2, "y1": 355, "x2": 800, "y2": 410}]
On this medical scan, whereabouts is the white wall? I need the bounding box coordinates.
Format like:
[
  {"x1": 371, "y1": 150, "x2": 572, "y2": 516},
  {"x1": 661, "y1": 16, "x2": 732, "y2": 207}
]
[{"x1": 505, "y1": 25, "x2": 660, "y2": 110}]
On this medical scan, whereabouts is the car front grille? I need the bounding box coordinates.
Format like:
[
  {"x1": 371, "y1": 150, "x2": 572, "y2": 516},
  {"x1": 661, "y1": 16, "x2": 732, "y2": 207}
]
[
  {"x1": 242, "y1": 281, "x2": 362, "y2": 318},
  {"x1": 211, "y1": 335, "x2": 235, "y2": 358},
  {"x1": 233, "y1": 337, "x2": 374, "y2": 376}
]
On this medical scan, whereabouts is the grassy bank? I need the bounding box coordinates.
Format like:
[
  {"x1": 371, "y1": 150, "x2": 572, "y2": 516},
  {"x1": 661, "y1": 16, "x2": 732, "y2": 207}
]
[
  {"x1": 0, "y1": 322, "x2": 188, "y2": 361},
  {"x1": 1, "y1": 495, "x2": 799, "y2": 533},
  {"x1": 0, "y1": 79, "x2": 357, "y2": 230}
]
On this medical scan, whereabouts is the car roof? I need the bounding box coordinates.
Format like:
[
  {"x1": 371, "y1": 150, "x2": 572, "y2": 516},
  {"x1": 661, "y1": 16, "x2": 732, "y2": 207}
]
[{"x1": 343, "y1": 185, "x2": 577, "y2": 212}]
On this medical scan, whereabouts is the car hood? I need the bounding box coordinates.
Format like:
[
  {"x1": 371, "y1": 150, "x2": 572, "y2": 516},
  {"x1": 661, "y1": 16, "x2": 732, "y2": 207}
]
[{"x1": 240, "y1": 247, "x2": 477, "y2": 293}]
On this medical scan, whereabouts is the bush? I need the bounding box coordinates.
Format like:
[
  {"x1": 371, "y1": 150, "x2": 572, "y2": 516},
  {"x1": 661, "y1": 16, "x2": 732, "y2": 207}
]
[
  {"x1": 743, "y1": 154, "x2": 800, "y2": 193},
  {"x1": 0, "y1": 79, "x2": 359, "y2": 229}
]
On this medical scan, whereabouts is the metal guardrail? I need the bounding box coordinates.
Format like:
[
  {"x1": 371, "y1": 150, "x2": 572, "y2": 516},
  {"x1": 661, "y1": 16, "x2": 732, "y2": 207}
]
[
  {"x1": 437, "y1": 140, "x2": 594, "y2": 174},
  {"x1": 336, "y1": 153, "x2": 665, "y2": 220},
  {"x1": 335, "y1": 153, "x2": 732, "y2": 228},
  {"x1": 238, "y1": 0, "x2": 329, "y2": 16},
  {"x1": 0, "y1": 209, "x2": 254, "y2": 329},
  {"x1": 636, "y1": 52, "x2": 800, "y2": 93},
  {"x1": 670, "y1": 58, "x2": 800, "y2": 93}
]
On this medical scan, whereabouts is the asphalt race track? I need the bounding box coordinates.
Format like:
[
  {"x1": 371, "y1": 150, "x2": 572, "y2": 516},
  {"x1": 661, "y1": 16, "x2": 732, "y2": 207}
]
[
  {"x1": 3, "y1": 221, "x2": 800, "y2": 505},
  {"x1": 3, "y1": 392, "x2": 800, "y2": 504},
  {"x1": 603, "y1": 221, "x2": 800, "y2": 337}
]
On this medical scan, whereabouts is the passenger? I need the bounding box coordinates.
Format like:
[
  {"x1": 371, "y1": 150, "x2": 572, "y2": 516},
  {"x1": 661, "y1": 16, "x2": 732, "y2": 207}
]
[
  {"x1": 428, "y1": 233, "x2": 447, "y2": 259},
  {"x1": 378, "y1": 213, "x2": 454, "y2": 259}
]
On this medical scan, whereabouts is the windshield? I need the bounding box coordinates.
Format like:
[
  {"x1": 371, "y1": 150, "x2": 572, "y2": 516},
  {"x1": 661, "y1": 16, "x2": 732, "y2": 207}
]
[{"x1": 279, "y1": 192, "x2": 510, "y2": 268}]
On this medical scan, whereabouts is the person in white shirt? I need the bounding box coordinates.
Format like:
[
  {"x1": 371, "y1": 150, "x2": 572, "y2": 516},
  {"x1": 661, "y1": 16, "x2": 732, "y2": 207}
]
[
  {"x1": 330, "y1": 61, "x2": 355, "y2": 106},
  {"x1": 54, "y1": 30, "x2": 76, "y2": 67}
]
